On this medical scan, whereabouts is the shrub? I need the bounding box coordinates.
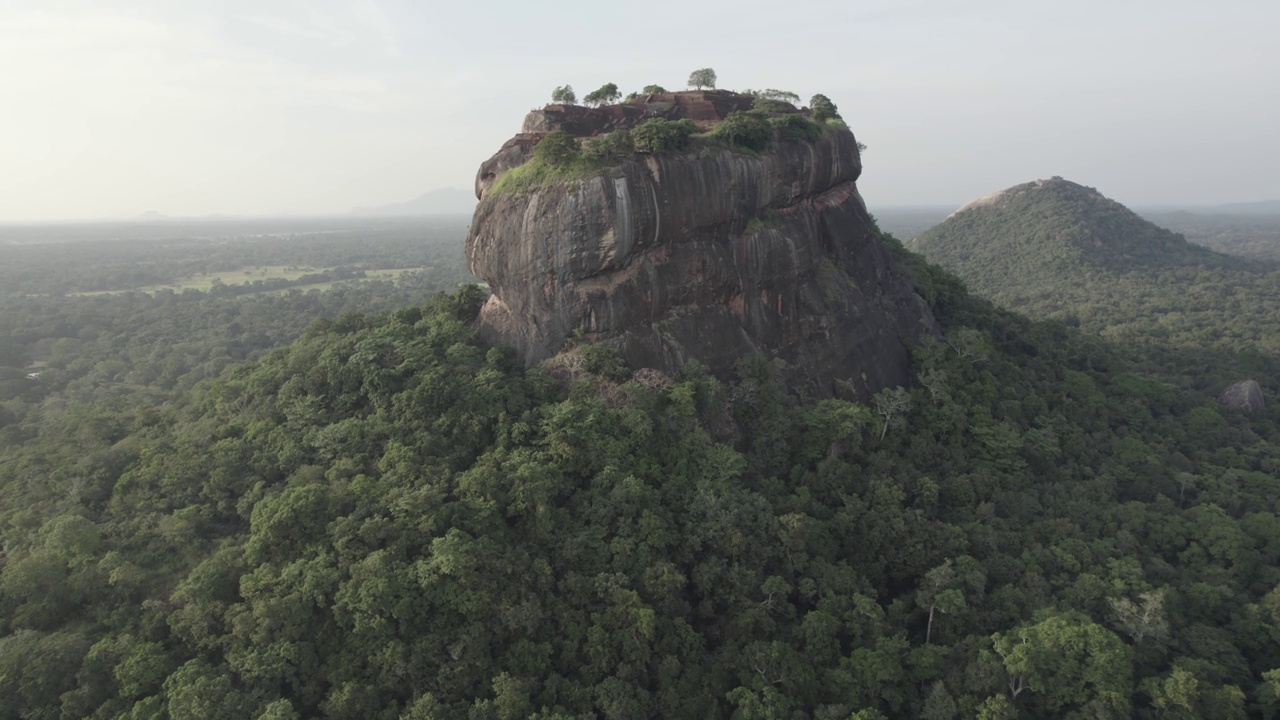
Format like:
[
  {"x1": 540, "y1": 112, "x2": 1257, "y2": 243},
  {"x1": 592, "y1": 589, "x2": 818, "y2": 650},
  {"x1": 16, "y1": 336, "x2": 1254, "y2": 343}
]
[
  {"x1": 770, "y1": 114, "x2": 824, "y2": 142},
  {"x1": 533, "y1": 131, "x2": 581, "y2": 168},
  {"x1": 747, "y1": 88, "x2": 801, "y2": 104},
  {"x1": 641, "y1": 84, "x2": 667, "y2": 94},
  {"x1": 745, "y1": 210, "x2": 782, "y2": 235},
  {"x1": 489, "y1": 131, "x2": 602, "y2": 196},
  {"x1": 633, "y1": 119, "x2": 698, "y2": 154},
  {"x1": 578, "y1": 344, "x2": 630, "y2": 382},
  {"x1": 752, "y1": 98, "x2": 799, "y2": 114},
  {"x1": 584, "y1": 129, "x2": 635, "y2": 162},
  {"x1": 711, "y1": 110, "x2": 772, "y2": 152}
]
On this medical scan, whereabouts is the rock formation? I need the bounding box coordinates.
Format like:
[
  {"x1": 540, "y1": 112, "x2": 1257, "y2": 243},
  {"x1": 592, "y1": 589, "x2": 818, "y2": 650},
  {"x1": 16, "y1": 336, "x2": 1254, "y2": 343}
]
[
  {"x1": 1219, "y1": 380, "x2": 1264, "y2": 413},
  {"x1": 465, "y1": 91, "x2": 937, "y2": 399}
]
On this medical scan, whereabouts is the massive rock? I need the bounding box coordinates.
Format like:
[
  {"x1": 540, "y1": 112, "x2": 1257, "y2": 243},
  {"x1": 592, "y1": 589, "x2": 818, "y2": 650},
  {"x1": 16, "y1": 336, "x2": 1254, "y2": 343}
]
[
  {"x1": 1219, "y1": 380, "x2": 1264, "y2": 413},
  {"x1": 465, "y1": 92, "x2": 938, "y2": 399}
]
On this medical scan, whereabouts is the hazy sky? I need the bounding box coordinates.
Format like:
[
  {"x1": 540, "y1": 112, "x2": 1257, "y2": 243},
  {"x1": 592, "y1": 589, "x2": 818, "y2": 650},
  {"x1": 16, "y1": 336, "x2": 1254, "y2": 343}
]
[{"x1": 2, "y1": 0, "x2": 1277, "y2": 220}]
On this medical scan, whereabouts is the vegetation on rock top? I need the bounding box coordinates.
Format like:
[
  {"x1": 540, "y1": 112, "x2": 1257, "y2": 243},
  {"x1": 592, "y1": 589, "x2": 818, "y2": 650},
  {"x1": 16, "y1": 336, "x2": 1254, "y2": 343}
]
[{"x1": 489, "y1": 87, "x2": 846, "y2": 197}]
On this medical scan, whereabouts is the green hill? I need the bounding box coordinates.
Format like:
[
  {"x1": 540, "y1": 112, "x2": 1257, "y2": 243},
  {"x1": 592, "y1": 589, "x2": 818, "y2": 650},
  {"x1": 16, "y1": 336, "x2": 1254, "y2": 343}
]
[
  {"x1": 909, "y1": 178, "x2": 1280, "y2": 363},
  {"x1": 911, "y1": 177, "x2": 1225, "y2": 293}
]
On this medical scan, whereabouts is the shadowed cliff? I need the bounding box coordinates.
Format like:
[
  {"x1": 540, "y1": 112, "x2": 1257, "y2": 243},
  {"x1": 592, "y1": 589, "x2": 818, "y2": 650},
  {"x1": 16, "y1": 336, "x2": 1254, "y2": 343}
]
[{"x1": 466, "y1": 91, "x2": 938, "y2": 399}]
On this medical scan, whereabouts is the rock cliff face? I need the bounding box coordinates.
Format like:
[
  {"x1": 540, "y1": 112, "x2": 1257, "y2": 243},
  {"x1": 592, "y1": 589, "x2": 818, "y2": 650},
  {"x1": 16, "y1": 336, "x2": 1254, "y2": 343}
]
[{"x1": 465, "y1": 93, "x2": 938, "y2": 399}]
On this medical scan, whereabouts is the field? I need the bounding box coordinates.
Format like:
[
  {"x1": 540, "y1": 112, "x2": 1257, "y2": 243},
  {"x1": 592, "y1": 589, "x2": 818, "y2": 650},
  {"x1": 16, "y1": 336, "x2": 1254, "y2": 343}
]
[{"x1": 69, "y1": 265, "x2": 430, "y2": 296}]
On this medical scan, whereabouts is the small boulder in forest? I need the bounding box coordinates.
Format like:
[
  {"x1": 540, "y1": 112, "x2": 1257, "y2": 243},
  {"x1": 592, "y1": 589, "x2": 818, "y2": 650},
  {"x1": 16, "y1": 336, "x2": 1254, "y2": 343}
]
[{"x1": 1219, "y1": 380, "x2": 1264, "y2": 413}]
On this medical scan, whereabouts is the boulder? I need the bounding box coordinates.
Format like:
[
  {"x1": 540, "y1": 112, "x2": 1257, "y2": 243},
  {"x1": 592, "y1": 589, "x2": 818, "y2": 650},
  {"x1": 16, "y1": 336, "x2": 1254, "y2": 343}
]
[{"x1": 1219, "y1": 380, "x2": 1264, "y2": 413}]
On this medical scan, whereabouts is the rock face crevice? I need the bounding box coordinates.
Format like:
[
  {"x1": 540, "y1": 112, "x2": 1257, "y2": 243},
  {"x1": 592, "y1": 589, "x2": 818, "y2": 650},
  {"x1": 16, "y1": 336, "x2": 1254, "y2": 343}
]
[{"x1": 466, "y1": 94, "x2": 938, "y2": 399}]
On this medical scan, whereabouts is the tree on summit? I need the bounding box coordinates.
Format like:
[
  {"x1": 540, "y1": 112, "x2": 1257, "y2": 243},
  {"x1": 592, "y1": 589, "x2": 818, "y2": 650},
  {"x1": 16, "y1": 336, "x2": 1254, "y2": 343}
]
[
  {"x1": 583, "y1": 83, "x2": 621, "y2": 107},
  {"x1": 551, "y1": 85, "x2": 576, "y2": 104},
  {"x1": 810, "y1": 93, "x2": 841, "y2": 122},
  {"x1": 687, "y1": 67, "x2": 717, "y2": 90}
]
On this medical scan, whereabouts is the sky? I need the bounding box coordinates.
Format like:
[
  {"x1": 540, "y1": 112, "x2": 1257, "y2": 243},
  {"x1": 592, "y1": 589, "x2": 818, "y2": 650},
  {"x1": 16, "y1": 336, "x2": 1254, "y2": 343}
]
[{"x1": 1, "y1": 0, "x2": 1277, "y2": 221}]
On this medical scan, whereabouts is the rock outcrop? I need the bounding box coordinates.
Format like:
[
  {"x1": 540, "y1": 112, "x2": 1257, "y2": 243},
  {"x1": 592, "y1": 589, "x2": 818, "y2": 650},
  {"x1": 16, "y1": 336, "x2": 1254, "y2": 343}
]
[
  {"x1": 1220, "y1": 380, "x2": 1264, "y2": 413},
  {"x1": 465, "y1": 92, "x2": 937, "y2": 399}
]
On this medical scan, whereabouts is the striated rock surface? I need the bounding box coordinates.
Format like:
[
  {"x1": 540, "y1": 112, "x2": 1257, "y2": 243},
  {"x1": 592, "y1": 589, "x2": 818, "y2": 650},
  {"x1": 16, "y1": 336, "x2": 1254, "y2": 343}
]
[
  {"x1": 1220, "y1": 380, "x2": 1264, "y2": 413},
  {"x1": 465, "y1": 93, "x2": 938, "y2": 399}
]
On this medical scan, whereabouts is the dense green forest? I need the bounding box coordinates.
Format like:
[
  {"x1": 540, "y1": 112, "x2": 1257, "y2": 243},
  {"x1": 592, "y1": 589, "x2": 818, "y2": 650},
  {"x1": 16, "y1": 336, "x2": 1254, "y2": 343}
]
[
  {"x1": 5, "y1": 210, "x2": 1280, "y2": 717},
  {"x1": 1140, "y1": 211, "x2": 1280, "y2": 262}
]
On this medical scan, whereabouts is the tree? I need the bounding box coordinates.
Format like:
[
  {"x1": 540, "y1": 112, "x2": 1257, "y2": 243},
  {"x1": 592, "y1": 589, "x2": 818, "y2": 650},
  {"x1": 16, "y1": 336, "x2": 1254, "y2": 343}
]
[
  {"x1": 532, "y1": 130, "x2": 581, "y2": 167},
  {"x1": 916, "y1": 560, "x2": 967, "y2": 644},
  {"x1": 641, "y1": 84, "x2": 666, "y2": 94},
  {"x1": 873, "y1": 386, "x2": 912, "y2": 440},
  {"x1": 1141, "y1": 665, "x2": 1247, "y2": 720},
  {"x1": 551, "y1": 85, "x2": 576, "y2": 104},
  {"x1": 1108, "y1": 589, "x2": 1168, "y2": 644},
  {"x1": 749, "y1": 88, "x2": 801, "y2": 105},
  {"x1": 583, "y1": 82, "x2": 621, "y2": 107},
  {"x1": 0, "y1": 630, "x2": 91, "y2": 718},
  {"x1": 990, "y1": 612, "x2": 1132, "y2": 716},
  {"x1": 810, "y1": 93, "x2": 841, "y2": 122},
  {"x1": 921, "y1": 681, "x2": 958, "y2": 720},
  {"x1": 162, "y1": 659, "x2": 255, "y2": 719},
  {"x1": 946, "y1": 327, "x2": 990, "y2": 363},
  {"x1": 584, "y1": 129, "x2": 635, "y2": 161},
  {"x1": 687, "y1": 67, "x2": 717, "y2": 90}
]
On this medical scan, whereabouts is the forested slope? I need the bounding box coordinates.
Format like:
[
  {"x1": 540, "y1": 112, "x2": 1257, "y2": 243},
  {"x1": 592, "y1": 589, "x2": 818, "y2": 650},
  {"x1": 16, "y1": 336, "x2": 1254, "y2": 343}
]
[{"x1": 4, "y1": 246, "x2": 1280, "y2": 718}]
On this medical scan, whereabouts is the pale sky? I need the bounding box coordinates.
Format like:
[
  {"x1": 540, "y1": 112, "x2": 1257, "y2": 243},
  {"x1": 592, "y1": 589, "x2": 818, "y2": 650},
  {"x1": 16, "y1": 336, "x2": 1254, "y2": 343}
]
[{"x1": 1, "y1": 0, "x2": 1277, "y2": 221}]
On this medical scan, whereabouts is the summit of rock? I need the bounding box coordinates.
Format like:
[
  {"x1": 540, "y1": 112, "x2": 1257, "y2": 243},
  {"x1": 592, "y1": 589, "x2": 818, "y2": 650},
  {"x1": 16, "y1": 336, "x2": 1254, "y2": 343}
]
[
  {"x1": 464, "y1": 90, "x2": 938, "y2": 399},
  {"x1": 475, "y1": 91, "x2": 760, "y2": 202}
]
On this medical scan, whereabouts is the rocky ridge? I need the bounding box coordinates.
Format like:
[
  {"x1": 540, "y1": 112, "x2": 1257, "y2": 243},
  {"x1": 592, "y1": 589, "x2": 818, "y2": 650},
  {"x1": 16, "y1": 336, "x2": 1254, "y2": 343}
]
[{"x1": 465, "y1": 91, "x2": 938, "y2": 399}]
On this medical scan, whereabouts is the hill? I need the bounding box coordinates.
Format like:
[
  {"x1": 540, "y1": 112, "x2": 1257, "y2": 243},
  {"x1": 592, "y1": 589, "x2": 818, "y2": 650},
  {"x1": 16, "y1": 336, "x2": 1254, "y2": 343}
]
[
  {"x1": 909, "y1": 178, "x2": 1280, "y2": 365},
  {"x1": 1213, "y1": 199, "x2": 1280, "y2": 215},
  {"x1": 911, "y1": 177, "x2": 1226, "y2": 291}
]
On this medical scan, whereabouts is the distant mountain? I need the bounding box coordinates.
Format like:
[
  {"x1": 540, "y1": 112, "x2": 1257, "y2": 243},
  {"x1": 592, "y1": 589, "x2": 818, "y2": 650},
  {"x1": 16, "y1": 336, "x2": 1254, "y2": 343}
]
[
  {"x1": 1211, "y1": 199, "x2": 1280, "y2": 215},
  {"x1": 351, "y1": 188, "x2": 476, "y2": 216},
  {"x1": 909, "y1": 177, "x2": 1233, "y2": 309}
]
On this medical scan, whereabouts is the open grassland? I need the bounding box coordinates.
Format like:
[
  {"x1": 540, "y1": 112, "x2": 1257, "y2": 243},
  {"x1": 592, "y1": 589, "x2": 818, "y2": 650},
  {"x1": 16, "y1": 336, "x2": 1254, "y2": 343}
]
[{"x1": 70, "y1": 266, "x2": 428, "y2": 296}]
